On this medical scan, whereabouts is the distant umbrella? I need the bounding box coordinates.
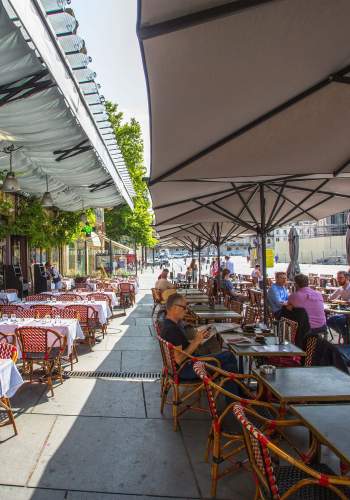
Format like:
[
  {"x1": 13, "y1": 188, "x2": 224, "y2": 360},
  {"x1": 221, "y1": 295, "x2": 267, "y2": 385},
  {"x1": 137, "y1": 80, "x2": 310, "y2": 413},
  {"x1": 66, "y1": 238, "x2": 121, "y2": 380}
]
[
  {"x1": 287, "y1": 227, "x2": 300, "y2": 281},
  {"x1": 346, "y1": 213, "x2": 350, "y2": 267}
]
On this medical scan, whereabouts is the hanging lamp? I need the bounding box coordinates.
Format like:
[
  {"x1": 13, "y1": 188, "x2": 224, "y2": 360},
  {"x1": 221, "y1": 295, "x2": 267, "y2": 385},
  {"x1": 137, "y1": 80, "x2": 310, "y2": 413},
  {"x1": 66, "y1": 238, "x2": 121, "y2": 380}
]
[
  {"x1": 2, "y1": 145, "x2": 20, "y2": 193},
  {"x1": 41, "y1": 174, "x2": 54, "y2": 207}
]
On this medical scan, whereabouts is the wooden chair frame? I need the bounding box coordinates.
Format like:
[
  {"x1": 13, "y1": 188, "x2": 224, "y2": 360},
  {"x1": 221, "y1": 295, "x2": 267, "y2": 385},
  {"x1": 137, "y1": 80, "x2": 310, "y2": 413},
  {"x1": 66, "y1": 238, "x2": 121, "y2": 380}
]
[
  {"x1": 233, "y1": 403, "x2": 350, "y2": 500},
  {"x1": 194, "y1": 361, "x2": 303, "y2": 497},
  {"x1": 15, "y1": 327, "x2": 66, "y2": 397},
  {"x1": 0, "y1": 341, "x2": 19, "y2": 436}
]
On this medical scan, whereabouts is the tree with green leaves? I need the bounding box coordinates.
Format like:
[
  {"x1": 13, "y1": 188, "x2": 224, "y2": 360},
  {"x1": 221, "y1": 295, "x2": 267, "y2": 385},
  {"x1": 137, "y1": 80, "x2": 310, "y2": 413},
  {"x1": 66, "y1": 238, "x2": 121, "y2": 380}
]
[{"x1": 104, "y1": 101, "x2": 157, "y2": 248}]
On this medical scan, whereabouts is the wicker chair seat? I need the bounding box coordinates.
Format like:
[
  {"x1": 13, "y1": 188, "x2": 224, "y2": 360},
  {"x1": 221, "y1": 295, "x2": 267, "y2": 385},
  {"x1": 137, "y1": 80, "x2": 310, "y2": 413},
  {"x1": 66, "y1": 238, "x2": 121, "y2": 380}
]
[
  {"x1": 277, "y1": 463, "x2": 350, "y2": 499},
  {"x1": 22, "y1": 347, "x2": 61, "y2": 360}
]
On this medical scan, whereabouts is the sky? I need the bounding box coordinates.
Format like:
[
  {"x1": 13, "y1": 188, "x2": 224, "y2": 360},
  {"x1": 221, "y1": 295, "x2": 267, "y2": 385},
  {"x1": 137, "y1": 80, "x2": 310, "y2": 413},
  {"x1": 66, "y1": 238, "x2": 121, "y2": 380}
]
[{"x1": 72, "y1": 0, "x2": 150, "y2": 170}]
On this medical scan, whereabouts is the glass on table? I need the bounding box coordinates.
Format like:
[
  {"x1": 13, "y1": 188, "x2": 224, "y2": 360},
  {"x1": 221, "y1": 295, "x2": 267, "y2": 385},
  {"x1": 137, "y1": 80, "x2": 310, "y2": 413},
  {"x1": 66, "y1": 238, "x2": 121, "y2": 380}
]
[
  {"x1": 2, "y1": 313, "x2": 8, "y2": 321},
  {"x1": 10, "y1": 313, "x2": 17, "y2": 322}
]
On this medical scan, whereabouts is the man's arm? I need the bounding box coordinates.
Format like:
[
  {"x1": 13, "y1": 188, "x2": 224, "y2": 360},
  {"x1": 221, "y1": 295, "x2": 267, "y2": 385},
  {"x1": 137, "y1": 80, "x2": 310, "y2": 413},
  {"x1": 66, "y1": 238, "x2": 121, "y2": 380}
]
[
  {"x1": 173, "y1": 330, "x2": 207, "y2": 365},
  {"x1": 329, "y1": 289, "x2": 341, "y2": 300}
]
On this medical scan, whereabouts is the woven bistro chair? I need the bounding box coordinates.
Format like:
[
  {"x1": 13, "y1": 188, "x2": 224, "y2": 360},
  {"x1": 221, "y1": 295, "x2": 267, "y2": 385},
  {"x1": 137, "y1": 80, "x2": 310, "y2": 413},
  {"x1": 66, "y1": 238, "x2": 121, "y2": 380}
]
[
  {"x1": 193, "y1": 361, "x2": 304, "y2": 497},
  {"x1": 55, "y1": 308, "x2": 79, "y2": 368},
  {"x1": 65, "y1": 304, "x2": 98, "y2": 350},
  {"x1": 0, "y1": 304, "x2": 23, "y2": 316},
  {"x1": 15, "y1": 327, "x2": 66, "y2": 397},
  {"x1": 157, "y1": 336, "x2": 221, "y2": 431},
  {"x1": 233, "y1": 403, "x2": 350, "y2": 500},
  {"x1": 265, "y1": 318, "x2": 301, "y2": 368},
  {"x1": 60, "y1": 294, "x2": 83, "y2": 302},
  {"x1": 29, "y1": 304, "x2": 58, "y2": 319},
  {"x1": 242, "y1": 305, "x2": 258, "y2": 327},
  {"x1": 151, "y1": 287, "x2": 162, "y2": 316},
  {"x1": 86, "y1": 293, "x2": 111, "y2": 337},
  {"x1": 119, "y1": 282, "x2": 135, "y2": 308},
  {"x1": 16, "y1": 308, "x2": 36, "y2": 319},
  {"x1": 0, "y1": 341, "x2": 19, "y2": 435},
  {"x1": 25, "y1": 294, "x2": 51, "y2": 302}
]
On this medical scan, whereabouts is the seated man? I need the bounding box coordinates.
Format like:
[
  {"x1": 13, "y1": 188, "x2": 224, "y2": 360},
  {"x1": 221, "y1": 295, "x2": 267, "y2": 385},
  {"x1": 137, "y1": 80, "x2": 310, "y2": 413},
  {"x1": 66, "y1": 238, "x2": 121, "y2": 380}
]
[
  {"x1": 267, "y1": 272, "x2": 289, "y2": 318},
  {"x1": 224, "y1": 255, "x2": 234, "y2": 276},
  {"x1": 327, "y1": 271, "x2": 350, "y2": 341},
  {"x1": 287, "y1": 274, "x2": 327, "y2": 335},
  {"x1": 161, "y1": 293, "x2": 239, "y2": 386},
  {"x1": 221, "y1": 269, "x2": 245, "y2": 302},
  {"x1": 155, "y1": 268, "x2": 174, "y2": 293}
]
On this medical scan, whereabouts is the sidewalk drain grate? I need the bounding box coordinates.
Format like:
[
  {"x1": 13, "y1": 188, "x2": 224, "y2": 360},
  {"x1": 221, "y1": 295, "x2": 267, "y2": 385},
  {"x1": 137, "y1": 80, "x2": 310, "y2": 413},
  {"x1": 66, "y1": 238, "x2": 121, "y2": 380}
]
[{"x1": 64, "y1": 370, "x2": 161, "y2": 381}]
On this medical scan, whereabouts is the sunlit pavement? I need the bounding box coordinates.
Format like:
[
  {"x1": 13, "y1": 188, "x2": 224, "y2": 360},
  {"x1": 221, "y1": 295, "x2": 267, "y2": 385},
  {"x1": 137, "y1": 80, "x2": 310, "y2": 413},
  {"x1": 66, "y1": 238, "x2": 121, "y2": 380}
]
[{"x1": 0, "y1": 268, "x2": 255, "y2": 500}]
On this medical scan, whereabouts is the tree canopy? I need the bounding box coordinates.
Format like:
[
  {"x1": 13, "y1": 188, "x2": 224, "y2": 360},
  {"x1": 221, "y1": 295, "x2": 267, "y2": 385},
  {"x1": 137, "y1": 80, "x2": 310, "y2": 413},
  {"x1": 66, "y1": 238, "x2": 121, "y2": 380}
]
[{"x1": 104, "y1": 101, "x2": 157, "y2": 248}]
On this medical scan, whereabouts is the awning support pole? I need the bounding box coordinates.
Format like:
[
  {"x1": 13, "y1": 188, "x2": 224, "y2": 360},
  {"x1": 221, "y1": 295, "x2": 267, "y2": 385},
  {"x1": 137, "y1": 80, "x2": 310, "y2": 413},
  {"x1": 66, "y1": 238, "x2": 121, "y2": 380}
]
[
  {"x1": 198, "y1": 237, "x2": 202, "y2": 283},
  {"x1": 134, "y1": 241, "x2": 138, "y2": 277},
  {"x1": 109, "y1": 240, "x2": 113, "y2": 277}
]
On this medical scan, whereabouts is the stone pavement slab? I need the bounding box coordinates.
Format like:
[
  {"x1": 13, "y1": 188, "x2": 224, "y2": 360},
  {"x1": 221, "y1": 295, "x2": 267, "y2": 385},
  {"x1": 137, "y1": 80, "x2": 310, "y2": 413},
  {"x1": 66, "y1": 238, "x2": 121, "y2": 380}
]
[
  {"x1": 31, "y1": 379, "x2": 146, "y2": 418},
  {"x1": 28, "y1": 416, "x2": 200, "y2": 498},
  {"x1": 121, "y1": 351, "x2": 162, "y2": 373},
  {"x1": 11, "y1": 383, "x2": 47, "y2": 414},
  {"x1": 0, "y1": 486, "x2": 66, "y2": 500},
  {"x1": 107, "y1": 324, "x2": 152, "y2": 337},
  {"x1": 0, "y1": 413, "x2": 57, "y2": 486},
  {"x1": 180, "y1": 419, "x2": 254, "y2": 499},
  {"x1": 108, "y1": 336, "x2": 158, "y2": 351},
  {"x1": 69, "y1": 350, "x2": 121, "y2": 371}
]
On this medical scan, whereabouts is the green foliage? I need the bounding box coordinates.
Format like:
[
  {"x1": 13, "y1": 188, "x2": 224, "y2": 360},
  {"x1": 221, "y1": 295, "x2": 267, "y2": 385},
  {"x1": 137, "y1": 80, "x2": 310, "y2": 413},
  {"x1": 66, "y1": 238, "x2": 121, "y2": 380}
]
[
  {"x1": 0, "y1": 196, "x2": 97, "y2": 248},
  {"x1": 105, "y1": 101, "x2": 157, "y2": 247}
]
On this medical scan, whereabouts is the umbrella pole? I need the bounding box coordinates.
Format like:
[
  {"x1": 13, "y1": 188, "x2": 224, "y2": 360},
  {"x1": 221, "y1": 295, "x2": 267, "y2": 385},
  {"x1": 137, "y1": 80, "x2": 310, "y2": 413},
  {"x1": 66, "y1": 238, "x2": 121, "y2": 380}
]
[
  {"x1": 216, "y1": 222, "x2": 221, "y2": 293},
  {"x1": 198, "y1": 237, "x2": 201, "y2": 283},
  {"x1": 260, "y1": 184, "x2": 268, "y2": 323},
  {"x1": 191, "y1": 241, "x2": 194, "y2": 284}
]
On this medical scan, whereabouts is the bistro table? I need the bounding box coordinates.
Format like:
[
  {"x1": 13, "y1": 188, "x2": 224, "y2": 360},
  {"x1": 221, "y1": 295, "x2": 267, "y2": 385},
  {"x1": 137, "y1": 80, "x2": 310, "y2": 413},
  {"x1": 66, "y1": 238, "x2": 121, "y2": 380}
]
[
  {"x1": 190, "y1": 304, "x2": 227, "y2": 312},
  {"x1": 253, "y1": 367, "x2": 350, "y2": 410},
  {"x1": 193, "y1": 310, "x2": 241, "y2": 322},
  {"x1": 0, "y1": 317, "x2": 84, "y2": 356},
  {"x1": 0, "y1": 358, "x2": 23, "y2": 398},
  {"x1": 291, "y1": 404, "x2": 350, "y2": 468},
  {"x1": 225, "y1": 337, "x2": 304, "y2": 373},
  {"x1": 21, "y1": 300, "x2": 111, "y2": 325}
]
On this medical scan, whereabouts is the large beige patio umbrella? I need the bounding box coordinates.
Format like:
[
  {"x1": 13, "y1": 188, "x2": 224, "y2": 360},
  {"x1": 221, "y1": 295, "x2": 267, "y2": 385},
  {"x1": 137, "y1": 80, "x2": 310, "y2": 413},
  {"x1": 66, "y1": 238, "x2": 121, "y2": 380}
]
[{"x1": 138, "y1": 0, "x2": 350, "y2": 317}]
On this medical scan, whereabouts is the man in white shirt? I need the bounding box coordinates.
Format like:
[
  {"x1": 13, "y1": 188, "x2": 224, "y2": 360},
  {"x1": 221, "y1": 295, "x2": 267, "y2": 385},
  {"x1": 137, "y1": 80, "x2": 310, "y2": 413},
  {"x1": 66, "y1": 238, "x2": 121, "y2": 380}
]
[
  {"x1": 329, "y1": 271, "x2": 350, "y2": 301},
  {"x1": 224, "y1": 255, "x2": 234, "y2": 275},
  {"x1": 155, "y1": 269, "x2": 174, "y2": 293}
]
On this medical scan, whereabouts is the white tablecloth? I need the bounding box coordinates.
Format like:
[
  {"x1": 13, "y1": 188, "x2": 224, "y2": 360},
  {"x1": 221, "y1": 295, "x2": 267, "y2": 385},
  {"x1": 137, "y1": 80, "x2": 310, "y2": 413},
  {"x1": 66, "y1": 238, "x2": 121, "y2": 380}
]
[
  {"x1": 0, "y1": 318, "x2": 84, "y2": 355},
  {"x1": 43, "y1": 291, "x2": 118, "y2": 308},
  {"x1": 0, "y1": 359, "x2": 23, "y2": 398},
  {"x1": 21, "y1": 300, "x2": 111, "y2": 325},
  {"x1": 0, "y1": 292, "x2": 19, "y2": 303},
  {"x1": 61, "y1": 278, "x2": 74, "y2": 290}
]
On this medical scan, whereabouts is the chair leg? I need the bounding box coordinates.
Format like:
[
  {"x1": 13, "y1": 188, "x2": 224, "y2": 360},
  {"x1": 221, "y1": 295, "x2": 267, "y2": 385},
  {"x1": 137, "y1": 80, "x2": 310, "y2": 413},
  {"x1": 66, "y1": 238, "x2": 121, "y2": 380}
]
[
  {"x1": 211, "y1": 432, "x2": 221, "y2": 498},
  {"x1": 45, "y1": 361, "x2": 54, "y2": 397},
  {"x1": 172, "y1": 385, "x2": 179, "y2": 431},
  {"x1": 1, "y1": 397, "x2": 18, "y2": 435},
  {"x1": 160, "y1": 381, "x2": 170, "y2": 414},
  {"x1": 73, "y1": 343, "x2": 79, "y2": 363}
]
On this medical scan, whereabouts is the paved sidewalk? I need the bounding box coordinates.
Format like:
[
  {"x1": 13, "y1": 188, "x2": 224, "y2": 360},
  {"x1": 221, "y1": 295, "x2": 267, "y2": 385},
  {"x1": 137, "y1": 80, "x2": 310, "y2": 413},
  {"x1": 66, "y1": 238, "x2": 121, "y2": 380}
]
[{"x1": 0, "y1": 269, "x2": 255, "y2": 499}]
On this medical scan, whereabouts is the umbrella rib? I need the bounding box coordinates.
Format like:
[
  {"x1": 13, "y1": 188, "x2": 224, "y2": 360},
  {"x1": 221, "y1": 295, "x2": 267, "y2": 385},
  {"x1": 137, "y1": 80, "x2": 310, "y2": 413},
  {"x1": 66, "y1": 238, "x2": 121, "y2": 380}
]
[
  {"x1": 266, "y1": 182, "x2": 286, "y2": 229},
  {"x1": 231, "y1": 182, "x2": 260, "y2": 230},
  {"x1": 270, "y1": 194, "x2": 334, "y2": 232},
  {"x1": 270, "y1": 182, "x2": 350, "y2": 200},
  {"x1": 138, "y1": 0, "x2": 277, "y2": 40},
  {"x1": 270, "y1": 179, "x2": 329, "y2": 229},
  {"x1": 148, "y1": 63, "x2": 350, "y2": 186},
  {"x1": 268, "y1": 185, "x2": 318, "y2": 224}
]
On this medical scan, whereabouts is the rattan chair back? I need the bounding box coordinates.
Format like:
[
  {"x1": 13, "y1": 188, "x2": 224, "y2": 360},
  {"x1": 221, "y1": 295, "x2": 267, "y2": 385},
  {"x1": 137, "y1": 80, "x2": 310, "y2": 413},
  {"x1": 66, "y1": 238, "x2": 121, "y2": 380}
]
[
  {"x1": 0, "y1": 341, "x2": 18, "y2": 362},
  {"x1": 60, "y1": 294, "x2": 83, "y2": 301},
  {"x1": 29, "y1": 304, "x2": 57, "y2": 318},
  {"x1": 25, "y1": 294, "x2": 51, "y2": 302}
]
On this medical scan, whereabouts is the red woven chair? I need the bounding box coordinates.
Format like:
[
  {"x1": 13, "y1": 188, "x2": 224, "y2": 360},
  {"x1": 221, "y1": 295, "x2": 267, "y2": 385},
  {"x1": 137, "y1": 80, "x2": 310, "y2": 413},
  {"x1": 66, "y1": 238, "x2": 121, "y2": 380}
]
[
  {"x1": 86, "y1": 293, "x2": 111, "y2": 337},
  {"x1": 53, "y1": 308, "x2": 79, "y2": 369},
  {"x1": 16, "y1": 308, "x2": 36, "y2": 319},
  {"x1": 157, "y1": 336, "x2": 220, "y2": 431},
  {"x1": 233, "y1": 403, "x2": 350, "y2": 500},
  {"x1": 29, "y1": 305, "x2": 58, "y2": 319},
  {"x1": 119, "y1": 282, "x2": 135, "y2": 308},
  {"x1": 0, "y1": 342, "x2": 19, "y2": 435},
  {"x1": 60, "y1": 294, "x2": 83, "y2": 302},
  {"x1": 25, "y1": 294, "x2": 51, "y2": 302},
  {"x1": 65, "y1": 305, "x2": 98, "y2": 350},
  {"x1": 0, "y1": 304, "x2": 22, "y2": 316},
  {"x1": 193, "y1": 361, "x2": 302, "y2": 497},
  {"x1": 15, "y1": 327, "x2": 66, "y2": 396}
]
